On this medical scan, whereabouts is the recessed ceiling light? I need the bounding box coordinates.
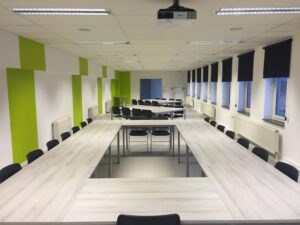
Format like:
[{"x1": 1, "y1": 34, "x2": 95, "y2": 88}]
[
  {"x1": 75, "y1": 41, "x2": 130, "y2": 45},
  {"x1": 10, "y1": 8, "x2": 111, "y2": 16},
  {"x1": 229, "y1": 27, "x2": 243, "y2": 31},
  {"x1": 216, "y1": 7, "x2": 300, "y2": 15},
  {"x1": 78, "y1": 28, "x2": 91, "y2": 32},
  {"x1": 188, "y1": 40, "x2": 242, "y2": 45}
]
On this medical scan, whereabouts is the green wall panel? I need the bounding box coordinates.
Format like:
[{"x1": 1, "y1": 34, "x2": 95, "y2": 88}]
[
  {"x1": 19, "y1": 36, "x2": 46, "y2": 71},
  {"x1": 102, "y1": 65, "x2": 107, "y2": 78},
  {"x1": 79, "y1": 57, "x2": 88, "y2": 76},
  {"x1": 6, "y1": 68, "x2": 39, "y2": 163},
  {"x1": 97, "y1": 78, "x2": 103, "y2": 114},
  {"x1": 72, "y1": 75, "x2": 83, "y2": 126},
  {"x1": 115, "y1": 71, "x2": 131, "y2": 105},
  {"x1": 111, "y1": 79, "x2": 120, "y2": 106}
]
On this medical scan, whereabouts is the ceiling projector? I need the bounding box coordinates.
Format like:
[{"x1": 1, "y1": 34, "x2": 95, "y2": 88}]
[{"x1": 157, "y1": 0, "x2": 197, "y2": 26}]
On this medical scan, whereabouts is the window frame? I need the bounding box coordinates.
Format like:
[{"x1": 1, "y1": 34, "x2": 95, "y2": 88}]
[
  {"x1": 272, "y1": 78, "x2": 287, "y2": 122},
  {"x1": 210, "y1": 82, "x2": 217, "y2": 104},
  {"x1": 222, "y1": 82, "x2": 231, "y2": 108},
  {"x1": 245, "y1": 81, "x2": 251, "y2": 113}
]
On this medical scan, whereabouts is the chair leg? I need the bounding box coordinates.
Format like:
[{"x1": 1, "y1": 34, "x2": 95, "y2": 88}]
[
  {"x1": 128, "y1": 134, "x2": 130, "y2": 152},
  {"x1": 147, "y1": 131, "x2": 149, "y2": 152},
  {"x1": 150, "y1": 129, "x2": 152, "y2": 152}
]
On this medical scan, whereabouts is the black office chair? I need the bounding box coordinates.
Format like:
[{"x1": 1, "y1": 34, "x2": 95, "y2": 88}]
[
  {"x1": 132, "y1": 99, "x2": 138, "y2": 105},
  {"x1": 275, "y1": 161, "x2": 299, "y2": 182},
  {"x1": 225, "y1": 130, "x2": 235, "y2": 140},
  {"x1": 0, "y1": 163, "x2": 22, "y2": 183},
  {"x1": 145, "y1": 100, "x2": 152, "y2": 106},
  {"x1": 151, "y1": 116, "x2": 171, "y2": 151},
  {"x1": 128, "y1": 118, "x2": 149, "y2": 151},
  {"x1": 117, "y1": 214, "x2": 181, "y2": 225},
  {"x1": 210, "y1": 121, "x2": 217, "y2": 127},
  {"x1": 152, "y1": 101, "x2": 160, "y2": 106},
  {"x1": 138, "y1": 99, "x2": 144, "y2": 105},
  {"x1": 252, "y1": 147, "x2": 269, "y2": 162},
  {"x1": 87, "y1": 118, "x2": 93, "y2": 124},
  {"x1": 141, "y1": 110, "x2": 153, "y2": 119},
  {"x1": 217, "y1": 125, "x2": 225, "y2": 132},
  {"x1": 121, "y1": 107, "x2": 131, "y2": 120},
  {"x1": 237, "y1": 138, "x2": 249, "y2": 149},
  {"x1": 161, "y1": 98, "x2": 167, "y2": 100},
  {"x1": 27, "y1": 149, "x2": 44, "y2": 164},
  {"x1": 132, "y1": 108, "x2": 143, "y2": 119},
  {"x1": 204, "y1": 117, "x2": 210, "y2": 123},
  {"x1": 72, "y1": 126, "x2": 80, "y2": 134},
  {"x1": 173, "y1": 106, "x2": 184, "y2": 118},
  {"x1": 112, "y1": 106, "x2": 121, "y2": 118},
  {"x1": 61, "y1": 132, "x2": 71, "y2": 141},
  {"x1": 176, "y1": 99, "x2": 182, "y2": 101},
  {"x1": 46, "y1": 139, "x2": 59, "y2": 151},
  {"x1": 81, "y1": 121, "x2": 87, "y2": 128},
  {"x1": 169, "y1": 98, "x2": 175, "y2": 100}
]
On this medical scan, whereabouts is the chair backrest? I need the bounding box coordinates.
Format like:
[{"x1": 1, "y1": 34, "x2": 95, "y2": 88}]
[
  {"x1": 204, "y1": 117, "x2": 210, "y2": 123},
  {"x1": 132, "y1": 108, "x2": 142, "y2": 117},
  {"x1": 122, "y1": 107, "x2": 131, "y2": 117},
  {"x1": 138, "y1": 100, "x2": 144, "y2": 105},
  {"x1": 0, "y1": 163, "x2": 22, "y2": 183},
  {"x1": 210, "y1": 121, "x2": 217, "y2": 127},
  {"x1": 217, "y1": 125, "x2": 225, "y2": 132},
  {"x1": 142, "y1": 110, "x2": 153, "y2": 119},
  {"x1": 275, "y1": 161, "x2": 299, "y2": 182},
  {"x1": 144, "y1": 100, "x2": 151, "y2": 106},
  {"x1": 27, "y1": 149, "x2": 44, "y2": 164},
  {"x1": 237, "y1": 138, "x2": 249, "y2": 149},
  {"x1": 72, "y1": 126, "x2": 80, "y2": 134},
  {"x1": 225, "y1": 130, "x2": 235, "y2": 140},
  {"x1": 61, "y1": 132, "x2": 71, "y2": 141},
  {"x1": 161, "y1": 98, "x2": 167, "y2": 100},
  {"x1": 46, "y1": 139, "x2": 59, "y2": 151},
  {"x1": 176, "y1": 99, "x2": 182, "y2": 101},
  {"x1": 87, "y1": 118, "x2": 93, "y2": 124},
  {"x1": 252, "y1": 147, "x2": 269, "y2": 162},
  {"x1": 81, "y1": 121, "x2": 87, "y2": 128},
  {"x1": 152, "y1": 101, "x2": 160, "y2": 106},
  {"x1": 112, "y1": 106, "x2": 121, "y2": 115},
  {"x1": 169, "y1": 98, "x2": 175, "y2": 100},
  {"x1": 117, "y1": 214, "x2": 181, "y2": 225},
  {"x1": 132, "y1": 99, "x2": 138, "y2": 105}
]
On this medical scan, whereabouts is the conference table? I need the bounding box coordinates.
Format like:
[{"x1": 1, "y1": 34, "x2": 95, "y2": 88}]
[
  {"x1": 127, "y1": 105, "x2": 186, "y2": 119},
  {"x1": 0, "y1": 119, "x2": 300, "y2": 224},
  {"x1": 146, "y1": 99, "x2": 182, "y2": 106}
]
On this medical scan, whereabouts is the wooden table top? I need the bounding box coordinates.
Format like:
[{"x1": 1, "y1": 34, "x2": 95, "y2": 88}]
[{"x1": 0, "y1": 119, "x2": 299, "y2": 223}]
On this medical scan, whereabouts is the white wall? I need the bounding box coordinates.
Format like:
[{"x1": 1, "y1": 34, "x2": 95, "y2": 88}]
[
  {"x1": 82, "y1": 76, "x2": 98, "y2": 119},
  {"x1": 0, "y1": 69, "x2": 13, "y2": 166},
  {"x1": 131, "y1": 71, "x2": 187, "y2": 101},
  {"x1": 0, "y1": 30, "x2": 20, "y2": 68},
  {"x1": 103, "y1": 78, "x2": 111, "y2": 113},
  {"x1": 34, "y1": 72, "x2": 73, "y2": 150},
  {"x1": 88, "y1": 61, "x2": 101, "y2": 77}
]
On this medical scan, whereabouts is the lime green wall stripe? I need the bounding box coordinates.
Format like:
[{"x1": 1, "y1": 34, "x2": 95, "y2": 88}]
[
  {"x1": 6, "y1": 68, "x2": 39, "y2": 163},
  {"x1": 72, "y1": 75, "x2": 83, "y2": 126},
  {"x1": 102, "y1": 66, "x2": 107, "y2": 78},
  {"x1": 79, "y1": 57, "x2": 88, "y2": 76},
  {"x1": 111, "y1": 79, "x2": 120, "y2": 106},
  {"x1": 19, "y1": 36, "x2": 46, "y2": 71},
  {"x1": 97, "y1": 78, "x2": 103, "y2": 114},
  {"x1": 115, "y1": 71, "x2": 131, "y2": 105}
]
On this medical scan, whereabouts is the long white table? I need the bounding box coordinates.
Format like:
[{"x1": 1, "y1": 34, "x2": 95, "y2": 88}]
[
  {"x1": 127, "y1": 105, "x2": 186, "y2": 119},
  {"x1": 0, "y1": 119, "x2": 300, "y2": 223}
]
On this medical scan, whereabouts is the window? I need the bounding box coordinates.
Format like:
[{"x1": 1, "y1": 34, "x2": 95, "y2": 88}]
[
  {"x1": 210, "y1": 82, "x2": 217, "y2": 104},
  {"x1": 203, "y1": 82, "x2": 208, "y2": 101},
  {"x1": 222, "y1": 82, "x2": 231, "y2": 108},
  {"x1": 238, "y1": 81, "x2": 252, "y2": 114},
  {"x1": 264, "y1": 77, "x2": 287, "y2": 122},
  {"x1": 187, "y1": 83, "x2": 190, "y2": 96}
]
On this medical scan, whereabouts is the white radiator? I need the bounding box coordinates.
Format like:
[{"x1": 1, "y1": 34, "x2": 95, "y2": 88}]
[
  {"x1": 88, "y1": 105, "x2": 99, "y2": 120},
  {"x1": 185, "y1": 96, "x2": 193, "y2": 107},
  {"x1": 233, "y1": 116, "x2": 280, "y2": 156},
  {"x1": 52, "y1": 116, "x2": 72, "y2": 141},
  {"x1": 201, "y1": 102, "x2": 216, "y2": 119}
]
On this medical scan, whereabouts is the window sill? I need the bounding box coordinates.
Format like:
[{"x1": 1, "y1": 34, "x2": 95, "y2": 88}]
[
  {"x1": 238, "y1": 111, "x2": 250, "y2": 117},
  {"x1": 222, "y1": 105, "x2": 230, "y2": 110},
  {"x1": 263, "y1": 118, "x2": 285, "y2": 128}
]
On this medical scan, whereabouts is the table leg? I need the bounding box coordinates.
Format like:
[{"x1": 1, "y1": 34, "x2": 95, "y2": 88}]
[
  {"x1": 178, "y1": 130, "x2": 181, "y2": 163},
  {"x1": 122, "y1": 127, "x2": 125, "y2": 157},
  {"x1": 172, "y1": 127, "x2": 175, "y2": 157},
  {"x1": 117, "y1": 131, "x2": 120, "y2": 164},
  {"x1": 184, "y1": 109, "x2": 186, "y2": 120},
  {"x1": 186, "y1": 145, "x2": 189, "y2": 177},
  {"x1": 108, "y1": 146, "x2": 111, "y2": 178}
]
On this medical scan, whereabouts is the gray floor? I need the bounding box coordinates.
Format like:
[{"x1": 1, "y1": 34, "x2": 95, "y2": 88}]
[{"x1": 93, "y1": 109, "x2": 205, "y2": 179}]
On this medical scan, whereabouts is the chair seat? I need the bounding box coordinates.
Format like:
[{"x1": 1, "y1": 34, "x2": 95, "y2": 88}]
[
  {"x1": 152, "y1": 130, "x2": 170, "y2": 136},
  {"x1": 129, "y1": 130, "x2": 148, "y2": 136}
]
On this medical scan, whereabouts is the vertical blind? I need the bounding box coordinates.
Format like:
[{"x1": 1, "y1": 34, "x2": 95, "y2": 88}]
[
  {"x1": 211, "y1": 62, "x2": 218, "y2": 82},
  {"x1": 197, "y1": 68, "x2": 201, "y2": 83},
  {"x1": 238, "y1": 51, "x2": 254, "y2": 81},
  {"x1": 203, "y1": 66, "x2": 209, "y2": 82},
  {"x1": 222, "y1": 58, "x2": 233, "y2": 82},
  {"x1": 263, "y1": 39, "x2": 292, "y2": 78}
]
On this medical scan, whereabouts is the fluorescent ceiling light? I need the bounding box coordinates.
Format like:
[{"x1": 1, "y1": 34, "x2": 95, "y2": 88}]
[
  {"x1": 75, "y1": 41, "x2": 130, "y2": 45},
  {"x1": 10, "y1": 8, "x2": 111, "y2": 16},
  {"x1": 189, "y1": 40, "x2": 242, "y2": 45},
  {"x1": 216, "y1": 7, "x2": 300, "y2": 15}
]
